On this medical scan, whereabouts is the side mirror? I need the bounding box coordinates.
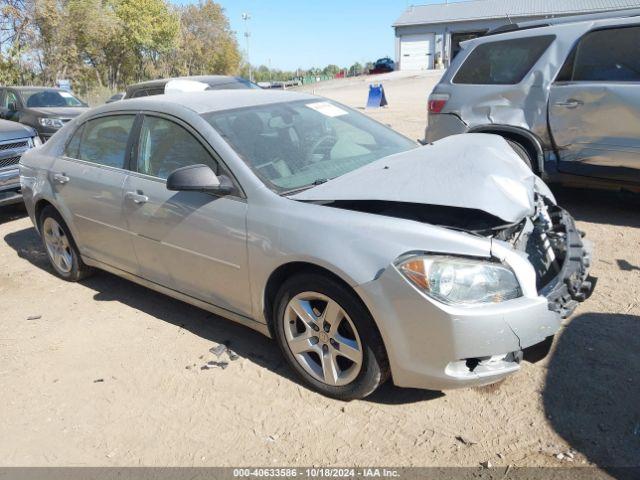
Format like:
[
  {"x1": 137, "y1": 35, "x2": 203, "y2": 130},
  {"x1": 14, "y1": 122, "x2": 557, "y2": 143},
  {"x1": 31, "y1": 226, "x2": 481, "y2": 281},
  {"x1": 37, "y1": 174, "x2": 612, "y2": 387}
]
[
  {"x1": 7, "y1": 102, "x2": 17, "y2": 112},
  {"x1": 166, "y1": 164, "x2": 234, "y2": 195}
]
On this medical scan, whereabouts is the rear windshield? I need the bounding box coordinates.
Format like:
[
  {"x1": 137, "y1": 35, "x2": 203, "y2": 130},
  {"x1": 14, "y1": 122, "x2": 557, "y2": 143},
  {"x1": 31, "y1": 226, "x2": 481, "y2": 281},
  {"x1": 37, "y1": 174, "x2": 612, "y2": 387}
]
[{"x1": 453, "y1": 35, "x2": 555, "y2": 85}]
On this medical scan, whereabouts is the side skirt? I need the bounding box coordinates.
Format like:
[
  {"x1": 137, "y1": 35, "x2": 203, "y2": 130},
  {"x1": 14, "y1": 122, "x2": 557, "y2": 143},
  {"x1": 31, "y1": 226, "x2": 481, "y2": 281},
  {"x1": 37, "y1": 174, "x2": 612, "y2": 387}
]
[{"x1": 82, "y1": 255, "x2": 272, "y2": 338}]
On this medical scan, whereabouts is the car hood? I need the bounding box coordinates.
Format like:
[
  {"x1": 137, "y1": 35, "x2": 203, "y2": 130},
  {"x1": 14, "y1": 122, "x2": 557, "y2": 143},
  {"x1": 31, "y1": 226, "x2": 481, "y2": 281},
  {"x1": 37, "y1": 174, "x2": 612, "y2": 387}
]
[
  {"x1": 291, "y1": 134, "x2": 551, "y2": 224},
  {"x1": 25, "y1": 106, "x2": 88, "y2": 118},
  {"x1": 0, "y1": 119, "x2": 35, "y2": 141}
]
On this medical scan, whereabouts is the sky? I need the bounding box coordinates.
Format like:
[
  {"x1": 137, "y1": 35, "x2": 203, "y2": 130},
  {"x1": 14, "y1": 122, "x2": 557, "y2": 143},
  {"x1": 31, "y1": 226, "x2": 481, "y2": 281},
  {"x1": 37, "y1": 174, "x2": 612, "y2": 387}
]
[{"x1": 171, "y1": 0, "x2": 445, "y2": 71}]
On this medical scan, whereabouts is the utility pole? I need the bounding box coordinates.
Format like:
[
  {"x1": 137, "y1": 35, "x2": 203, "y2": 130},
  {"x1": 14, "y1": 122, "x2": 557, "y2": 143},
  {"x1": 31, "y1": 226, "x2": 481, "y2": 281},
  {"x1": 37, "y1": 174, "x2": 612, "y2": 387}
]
[{"x1": 242, "y1": 12, "x2": 252, "y2": 82}]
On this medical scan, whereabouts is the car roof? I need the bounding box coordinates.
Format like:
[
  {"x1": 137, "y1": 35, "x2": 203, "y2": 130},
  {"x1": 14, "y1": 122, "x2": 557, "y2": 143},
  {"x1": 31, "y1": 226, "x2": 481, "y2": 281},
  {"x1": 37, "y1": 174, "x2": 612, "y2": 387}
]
[
  {"x1": 463, "y1": 14, "x2": 640, "y2": 46},
  {"x1": 128, "y1": 75, "x2": 249, "y2": 89},
  {"x1": 6, "y1": 86, "x2": 67, "y2": 92},
  {"x1": 93, "y1": 89, "x2": 320, "y2": 116}
]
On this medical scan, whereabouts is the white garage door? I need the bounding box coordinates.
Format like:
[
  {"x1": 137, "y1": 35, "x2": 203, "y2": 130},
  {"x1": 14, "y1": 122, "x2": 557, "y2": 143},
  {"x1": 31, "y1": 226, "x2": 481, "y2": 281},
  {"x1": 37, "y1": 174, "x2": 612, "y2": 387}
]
[{"x1": 400, "y1": 33, "x2": 434, "y2": 70}]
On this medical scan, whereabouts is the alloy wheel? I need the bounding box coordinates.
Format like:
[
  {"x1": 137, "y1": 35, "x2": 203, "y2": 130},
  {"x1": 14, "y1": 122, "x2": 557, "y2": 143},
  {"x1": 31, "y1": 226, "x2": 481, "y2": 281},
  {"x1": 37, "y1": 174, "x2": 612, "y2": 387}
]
[
  {"x1": 42, "y1": 217, "x2": 73, "y2": 274},
  {"x1": 284, "y1": 291, "x2": 363, "y2": 386}
]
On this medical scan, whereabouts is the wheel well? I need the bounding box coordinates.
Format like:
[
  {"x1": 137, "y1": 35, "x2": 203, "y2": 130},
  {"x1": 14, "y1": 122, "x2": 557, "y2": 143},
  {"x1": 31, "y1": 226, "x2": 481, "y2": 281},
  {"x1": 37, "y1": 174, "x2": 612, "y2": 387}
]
[
  {"x1": 263, "y1": 262, "x2": 359, "y2": 336},
  {"x1": 34, "y1": 199, "x2": 54, "y2": 229},
  {"x1": 471, "y1": 129, "x2": 542, "y2": 174}
]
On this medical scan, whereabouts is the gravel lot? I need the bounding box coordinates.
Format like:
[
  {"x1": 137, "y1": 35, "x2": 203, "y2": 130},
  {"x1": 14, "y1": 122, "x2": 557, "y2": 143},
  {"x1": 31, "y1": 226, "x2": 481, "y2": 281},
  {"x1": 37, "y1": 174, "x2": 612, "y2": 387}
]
[{"x1": 0, "y1": 72, "x2": 638, "y2": 472}]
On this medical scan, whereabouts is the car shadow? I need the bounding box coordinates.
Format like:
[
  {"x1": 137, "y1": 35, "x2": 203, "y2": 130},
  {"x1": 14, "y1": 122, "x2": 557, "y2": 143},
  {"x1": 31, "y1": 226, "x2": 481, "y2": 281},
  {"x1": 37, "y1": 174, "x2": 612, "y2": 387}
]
[
  {"x1": 543, "y1": 313, "x2": 640, "y2": 476},
  {"x1": 550, "y1": 187, "x2": 640, "y2": 228},
  {"x1": 4, "y1": 225, "x2": 442, "y2": 404},
  {"x1": 0, "y1": 202, "x2": 27, "y2": 225},
  {"x1": 364, "y1": 382, "x2": 443, "y2": 405}
]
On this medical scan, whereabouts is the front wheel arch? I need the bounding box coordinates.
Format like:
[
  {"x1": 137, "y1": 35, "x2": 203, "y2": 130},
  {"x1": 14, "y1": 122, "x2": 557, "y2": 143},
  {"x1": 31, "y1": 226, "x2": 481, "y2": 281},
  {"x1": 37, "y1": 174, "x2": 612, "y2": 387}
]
[
  {"x1": 468, "y1": 126, "x2": 544, "y2": 174},
  {"x1": 263, "y1": 262, "x2": 382, "y2": 340}
]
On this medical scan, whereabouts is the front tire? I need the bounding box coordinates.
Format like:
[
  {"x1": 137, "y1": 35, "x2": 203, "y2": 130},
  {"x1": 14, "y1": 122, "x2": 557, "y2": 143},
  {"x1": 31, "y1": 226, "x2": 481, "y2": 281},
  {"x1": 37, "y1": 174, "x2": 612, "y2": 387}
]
[
  {"x1": 39, "y1": 206, "x2": 93, "y2": 281},
  {"x1": 273, "y1": 273, "x2": 389, "y2": 400}
]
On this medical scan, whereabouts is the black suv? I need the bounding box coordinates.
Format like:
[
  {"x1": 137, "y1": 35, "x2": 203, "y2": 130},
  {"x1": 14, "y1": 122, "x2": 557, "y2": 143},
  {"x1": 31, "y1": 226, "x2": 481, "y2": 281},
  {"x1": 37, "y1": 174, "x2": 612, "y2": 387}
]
[{"x1": 0, "y1": 87, "x2": 89, "y2": 141}]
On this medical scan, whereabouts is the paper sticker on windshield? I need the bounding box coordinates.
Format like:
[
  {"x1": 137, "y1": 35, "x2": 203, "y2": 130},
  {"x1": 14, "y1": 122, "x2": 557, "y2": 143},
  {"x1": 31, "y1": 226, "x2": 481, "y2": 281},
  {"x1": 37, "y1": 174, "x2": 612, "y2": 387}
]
[
  {"x1": 305, "y1": 102, "x2": 348, "y2": 117},
  {"x1": 59, "y1": 91, "x2": 73, "y2": 98}
]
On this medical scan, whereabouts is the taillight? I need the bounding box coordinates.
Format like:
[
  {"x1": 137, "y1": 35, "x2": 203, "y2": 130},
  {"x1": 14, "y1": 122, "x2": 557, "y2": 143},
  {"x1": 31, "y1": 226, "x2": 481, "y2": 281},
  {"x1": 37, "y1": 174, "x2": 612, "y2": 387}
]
[{"x1": 428, "y1": 93, "x2": 450, "y2": 114}]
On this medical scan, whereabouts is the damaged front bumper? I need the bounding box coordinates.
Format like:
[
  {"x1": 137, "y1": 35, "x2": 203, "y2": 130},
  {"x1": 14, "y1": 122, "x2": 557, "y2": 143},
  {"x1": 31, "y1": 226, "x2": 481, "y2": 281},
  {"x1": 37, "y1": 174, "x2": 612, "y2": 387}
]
[
  {"x1": 538, "y1": 206, "x2": 594, "y2": 319},
  {"x1": 354, "y1": 206, "x2": 593, "y2": 391}
]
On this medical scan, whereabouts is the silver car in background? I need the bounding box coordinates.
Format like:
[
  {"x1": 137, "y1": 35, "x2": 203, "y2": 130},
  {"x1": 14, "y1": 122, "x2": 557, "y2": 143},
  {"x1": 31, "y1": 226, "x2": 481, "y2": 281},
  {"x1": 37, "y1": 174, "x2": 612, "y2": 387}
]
[
  {"x1": 426, "y1": 15, "x2": 640, "y2": 192},
  {"x1": 20, "y1": 90, "x2": 593, "y2": 399}
]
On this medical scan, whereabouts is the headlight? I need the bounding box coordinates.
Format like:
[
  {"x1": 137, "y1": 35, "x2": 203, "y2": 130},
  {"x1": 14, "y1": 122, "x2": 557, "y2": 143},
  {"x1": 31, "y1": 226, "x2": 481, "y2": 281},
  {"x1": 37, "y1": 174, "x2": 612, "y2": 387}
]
[
  {"x1": 38, "y1": 117, "x2": 64, "y2": 128},
  {"x1": 396, "y1": 254, "x2": 522, "y2": 305}
]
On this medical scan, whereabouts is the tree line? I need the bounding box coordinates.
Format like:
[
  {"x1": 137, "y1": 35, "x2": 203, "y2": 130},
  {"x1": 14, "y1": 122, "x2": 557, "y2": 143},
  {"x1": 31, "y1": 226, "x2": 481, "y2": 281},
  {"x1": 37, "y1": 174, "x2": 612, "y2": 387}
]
[{"x1": 1, "y1": 0, "x2": 376, "y2": 96}]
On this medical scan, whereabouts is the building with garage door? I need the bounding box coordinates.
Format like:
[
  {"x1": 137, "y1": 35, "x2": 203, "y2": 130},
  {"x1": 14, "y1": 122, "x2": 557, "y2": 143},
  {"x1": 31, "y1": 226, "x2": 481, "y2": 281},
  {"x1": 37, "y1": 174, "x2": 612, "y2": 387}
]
[{"x1": 393, "y1": 0, "x2": 640, "y2": 70}]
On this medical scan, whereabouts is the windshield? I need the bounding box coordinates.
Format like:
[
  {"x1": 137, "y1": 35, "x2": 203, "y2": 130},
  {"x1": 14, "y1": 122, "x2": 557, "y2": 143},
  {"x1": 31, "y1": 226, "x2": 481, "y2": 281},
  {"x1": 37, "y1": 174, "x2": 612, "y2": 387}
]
[
  {"x1": 21, "y1": 90, "x2": 86, "y2": 108},
  {"x1": 203, "y1": 99, "x2": 416, "y2": 192}
]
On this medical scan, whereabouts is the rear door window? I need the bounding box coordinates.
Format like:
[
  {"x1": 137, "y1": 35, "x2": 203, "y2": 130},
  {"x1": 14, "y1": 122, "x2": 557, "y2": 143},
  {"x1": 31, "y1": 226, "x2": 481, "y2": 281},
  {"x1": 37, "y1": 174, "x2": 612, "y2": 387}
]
[
  {"x1": 570, "y1": 27, "x2": 640, "y2": 82},
  {"x1": 453, "y1": 35, "x2": 555, "y2": 85},
  {"x1": 78, "y1": 115, "x2": 135, "y2": 168}
]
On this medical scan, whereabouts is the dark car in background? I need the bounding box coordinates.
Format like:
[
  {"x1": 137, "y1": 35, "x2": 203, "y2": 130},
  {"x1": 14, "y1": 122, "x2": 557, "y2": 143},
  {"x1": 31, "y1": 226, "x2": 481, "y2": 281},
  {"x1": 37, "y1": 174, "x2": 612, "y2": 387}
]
[
  {"x1": 0, "y1": 87, "x2": 89, "y2": 141},
  {"x1": 0, "y1": 119, "x2": 38, "y2": 206},
  {"x1": 369, "y1": 57, "x2": 395, "y2": 74},
  {"x1": 105, "y1": 92, "x2": 125, "y2": 103},
  {"x1": 123, "y1": 75, "x2": 259, "y2": 99}
]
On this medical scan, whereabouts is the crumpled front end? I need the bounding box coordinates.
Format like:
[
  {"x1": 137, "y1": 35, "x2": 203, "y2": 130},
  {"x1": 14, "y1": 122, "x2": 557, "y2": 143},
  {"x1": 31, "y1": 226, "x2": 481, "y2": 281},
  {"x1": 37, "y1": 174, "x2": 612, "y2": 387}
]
[
  {"x1": 354, "y1": 195, "x2": 594, "y2": 391},
  {"x1": 496, "y1": 196, "x2": 594, "y2": 319}
]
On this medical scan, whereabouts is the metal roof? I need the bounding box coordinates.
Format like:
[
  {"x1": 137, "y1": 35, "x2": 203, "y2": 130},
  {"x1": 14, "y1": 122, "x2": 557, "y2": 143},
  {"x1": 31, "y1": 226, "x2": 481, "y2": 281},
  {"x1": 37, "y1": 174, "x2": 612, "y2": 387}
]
[{"x1": 393, "y1": 0, "x2": 640, "y2": 26}]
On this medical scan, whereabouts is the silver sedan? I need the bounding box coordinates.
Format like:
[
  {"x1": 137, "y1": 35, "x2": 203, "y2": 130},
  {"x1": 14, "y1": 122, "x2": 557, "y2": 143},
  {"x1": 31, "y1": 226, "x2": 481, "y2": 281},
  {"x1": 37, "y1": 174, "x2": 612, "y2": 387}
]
[{"x1": 19, "y1": 90, "x2": 593, "y2": 399}]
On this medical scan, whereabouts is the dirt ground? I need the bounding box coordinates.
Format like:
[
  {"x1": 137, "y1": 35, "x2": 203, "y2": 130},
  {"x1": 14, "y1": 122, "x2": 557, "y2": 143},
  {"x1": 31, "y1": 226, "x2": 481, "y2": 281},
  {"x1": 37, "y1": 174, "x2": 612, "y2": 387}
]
[{"x1": 1, "y1": 72, "x2": 639, "y2": 471}]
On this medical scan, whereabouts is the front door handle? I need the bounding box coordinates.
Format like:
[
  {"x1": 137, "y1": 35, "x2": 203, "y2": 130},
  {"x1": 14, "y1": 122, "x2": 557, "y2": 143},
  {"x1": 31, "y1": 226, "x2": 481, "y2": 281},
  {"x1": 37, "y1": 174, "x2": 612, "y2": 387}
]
[
  {"x1": 555, "y1": 99, "x2": 583, "y2": 108},
  {"x1": 53, "y1": 173, "x2": 70, "y2": 184},
  {"x1": 125, "y1": 191, "x2": 148, "y2": 204}
]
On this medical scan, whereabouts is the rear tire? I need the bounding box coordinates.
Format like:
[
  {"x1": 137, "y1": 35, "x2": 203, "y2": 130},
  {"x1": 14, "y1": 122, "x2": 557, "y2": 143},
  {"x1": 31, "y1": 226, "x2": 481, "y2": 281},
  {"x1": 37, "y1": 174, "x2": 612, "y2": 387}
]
[
  {"x1": 39, "y1": 206, "x2": 93, "y2": 281},
  {"x1": 506, "y1": 139, "x2": 534, "y2": 170},
  {"x1": 273, "y1": 273, "x2": 389, "y2": 400}
]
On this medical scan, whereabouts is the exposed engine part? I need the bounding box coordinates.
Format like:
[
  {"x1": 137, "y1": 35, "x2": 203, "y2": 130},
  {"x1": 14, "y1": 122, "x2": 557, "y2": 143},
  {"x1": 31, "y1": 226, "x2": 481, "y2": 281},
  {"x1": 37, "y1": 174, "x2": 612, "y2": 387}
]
[{"x1": 323, "y1": 200, "x2": 513, "y2": 234}]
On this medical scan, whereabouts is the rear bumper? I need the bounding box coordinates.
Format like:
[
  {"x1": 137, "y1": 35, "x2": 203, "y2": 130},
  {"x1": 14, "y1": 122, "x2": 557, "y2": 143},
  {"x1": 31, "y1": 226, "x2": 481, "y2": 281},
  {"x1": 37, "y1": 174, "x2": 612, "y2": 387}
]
[{"x1": 425, "y1": 113, "x2": 468, "y2": 143}]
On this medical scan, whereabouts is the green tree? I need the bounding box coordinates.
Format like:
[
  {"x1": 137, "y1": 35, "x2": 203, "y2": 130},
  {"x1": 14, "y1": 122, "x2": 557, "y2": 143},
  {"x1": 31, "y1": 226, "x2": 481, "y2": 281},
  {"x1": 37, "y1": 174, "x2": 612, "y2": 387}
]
[
  {"x1": 169, "y1": 0, "x2": 240, "y2": 77},
  {"x1": 104, "y1": 0, "x2": 180, "y2": 88},
  {"x1": 322, "y1": 64, "x2": 341, "y2": 76},
  {"x1": 348, "y1": 62, "x2": 363, "y2": 77},
  {"x1": 67, "y1": 0, "x2": 120, "y2": 88},
  {"x1": 31, "y1": 0, "x2": 82, "y2": 84}
]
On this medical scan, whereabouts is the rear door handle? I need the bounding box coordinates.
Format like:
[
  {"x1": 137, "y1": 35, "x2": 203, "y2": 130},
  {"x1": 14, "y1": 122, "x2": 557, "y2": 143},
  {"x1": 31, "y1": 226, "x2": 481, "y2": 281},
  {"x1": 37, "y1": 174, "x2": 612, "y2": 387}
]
[
  {"x1": 125, "y1": 191, "x2": 148, "y2": 204},
  {"x1": 53, "y1": 173, "x2": 70, "y2": 184},
  {"x1": 555, "y1": 99, "x2": 583, "y2": 108}
]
